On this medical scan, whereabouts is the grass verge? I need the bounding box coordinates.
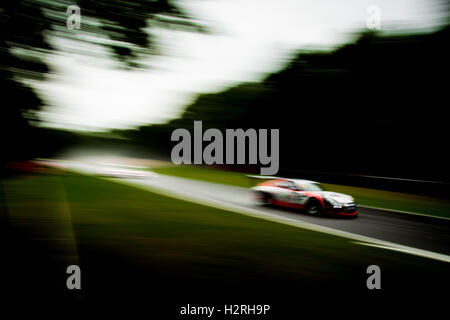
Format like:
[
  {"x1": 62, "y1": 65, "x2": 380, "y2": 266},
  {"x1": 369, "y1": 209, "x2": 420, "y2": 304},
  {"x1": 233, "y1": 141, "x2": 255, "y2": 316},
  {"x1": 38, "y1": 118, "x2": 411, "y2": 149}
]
[{"x1": 1, "y1": 173, "x2": 448, "y2": 310}]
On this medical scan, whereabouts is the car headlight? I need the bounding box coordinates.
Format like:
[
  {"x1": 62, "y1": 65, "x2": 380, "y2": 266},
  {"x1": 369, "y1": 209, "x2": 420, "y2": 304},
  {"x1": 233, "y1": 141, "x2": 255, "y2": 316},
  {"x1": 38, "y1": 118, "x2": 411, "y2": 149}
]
[{"x1": 324, "y1": 196, "x2": 342, "y2": 208}]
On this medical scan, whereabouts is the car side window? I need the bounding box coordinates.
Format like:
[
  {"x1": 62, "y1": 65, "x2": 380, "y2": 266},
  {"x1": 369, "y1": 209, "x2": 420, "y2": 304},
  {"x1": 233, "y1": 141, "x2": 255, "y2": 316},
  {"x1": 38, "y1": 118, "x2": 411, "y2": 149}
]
[{"x1": 277, "y1": 181, "x2": 299, "y2": 190}]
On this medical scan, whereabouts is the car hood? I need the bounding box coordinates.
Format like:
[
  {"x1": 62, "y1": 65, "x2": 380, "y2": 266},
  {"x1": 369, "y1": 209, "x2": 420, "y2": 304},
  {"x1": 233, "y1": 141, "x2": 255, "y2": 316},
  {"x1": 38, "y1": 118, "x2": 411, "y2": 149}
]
[{"x1": 312, "y1": 191, "x2": 355, "y2": 204}]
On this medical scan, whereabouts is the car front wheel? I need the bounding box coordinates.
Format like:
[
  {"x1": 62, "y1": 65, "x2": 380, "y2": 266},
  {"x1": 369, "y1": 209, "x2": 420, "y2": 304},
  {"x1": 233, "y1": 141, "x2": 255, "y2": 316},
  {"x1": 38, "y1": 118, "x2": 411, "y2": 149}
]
[{"x1": 305, "y1": 199, "x2": 322, "y2": 216}]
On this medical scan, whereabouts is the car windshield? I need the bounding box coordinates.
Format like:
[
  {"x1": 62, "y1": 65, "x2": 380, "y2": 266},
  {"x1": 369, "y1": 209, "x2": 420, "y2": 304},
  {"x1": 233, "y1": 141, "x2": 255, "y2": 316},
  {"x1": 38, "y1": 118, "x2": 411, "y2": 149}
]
[{"x1": 296, "y1": 182, "x2": 323, "y2": 191}]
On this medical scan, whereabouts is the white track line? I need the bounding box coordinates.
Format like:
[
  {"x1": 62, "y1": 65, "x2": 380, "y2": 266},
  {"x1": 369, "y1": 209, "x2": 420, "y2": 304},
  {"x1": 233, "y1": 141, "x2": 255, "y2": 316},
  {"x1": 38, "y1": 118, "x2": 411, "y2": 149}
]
[
  {"x1": 358, "y1": 205, "x2": 450, "y2": 221},
  {"x1": 351, "y1": 241, "x2": 437, "y2": 256}
]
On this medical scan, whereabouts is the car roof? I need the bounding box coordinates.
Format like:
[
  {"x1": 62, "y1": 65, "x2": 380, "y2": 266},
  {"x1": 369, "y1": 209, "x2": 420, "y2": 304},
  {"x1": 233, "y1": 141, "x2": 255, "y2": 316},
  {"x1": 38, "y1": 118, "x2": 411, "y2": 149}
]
[
  {"x1": 247, "y1": 175, "x2": 319, "y2": 185},
  {"x1": 289, "y1": 179, "x2": 319, "y2": 185}
]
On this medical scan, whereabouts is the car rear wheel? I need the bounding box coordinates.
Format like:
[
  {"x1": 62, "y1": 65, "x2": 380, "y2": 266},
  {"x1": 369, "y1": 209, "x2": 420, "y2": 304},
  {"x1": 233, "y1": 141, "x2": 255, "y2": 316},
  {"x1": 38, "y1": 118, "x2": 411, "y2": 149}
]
[
  {"x1": 254, "y1": 191, "x2": 272, "y2": 206},
  {"x1": 305, "y1": 199, "x2": 322, "y2": 216}
]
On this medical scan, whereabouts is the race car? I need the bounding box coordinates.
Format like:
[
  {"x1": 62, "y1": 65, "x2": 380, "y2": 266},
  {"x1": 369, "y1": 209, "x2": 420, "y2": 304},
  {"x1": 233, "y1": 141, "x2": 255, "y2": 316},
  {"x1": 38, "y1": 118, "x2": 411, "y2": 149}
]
[{"x1": 250, "y1": 177, "x2": 358, "y2": 217}]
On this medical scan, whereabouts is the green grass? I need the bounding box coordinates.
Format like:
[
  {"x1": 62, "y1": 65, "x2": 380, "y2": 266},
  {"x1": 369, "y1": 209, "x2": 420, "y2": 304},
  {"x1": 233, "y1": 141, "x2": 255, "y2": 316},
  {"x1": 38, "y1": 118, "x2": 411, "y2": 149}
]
[
  {"x1": 152, "y1": 165, "x2": 450, "y2": 219},
  {"x1": 2, "y1": 173, "x2": 448, "y2": 306}
]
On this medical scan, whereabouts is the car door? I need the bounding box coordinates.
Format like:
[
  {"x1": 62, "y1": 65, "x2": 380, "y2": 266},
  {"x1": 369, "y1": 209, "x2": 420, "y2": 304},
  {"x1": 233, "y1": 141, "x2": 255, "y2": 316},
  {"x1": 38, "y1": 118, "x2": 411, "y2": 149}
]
[{"x1": 275, "y1": 181, "x2": 307, "y2": 204}]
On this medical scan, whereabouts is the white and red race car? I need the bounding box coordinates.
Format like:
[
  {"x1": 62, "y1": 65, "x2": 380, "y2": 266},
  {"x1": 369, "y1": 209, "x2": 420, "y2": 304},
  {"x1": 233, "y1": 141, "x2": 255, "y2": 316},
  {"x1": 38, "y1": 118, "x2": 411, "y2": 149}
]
[{"x1": 251, "y1": 177, "x2": 358, "y2": 217}]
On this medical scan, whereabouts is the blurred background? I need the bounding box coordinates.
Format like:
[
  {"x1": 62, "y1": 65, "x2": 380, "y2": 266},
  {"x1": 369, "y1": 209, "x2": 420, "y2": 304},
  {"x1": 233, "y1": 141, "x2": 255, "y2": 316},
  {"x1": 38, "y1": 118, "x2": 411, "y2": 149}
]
[
  {"x1": 1, "y1": 0, "x2": 449, "y2": 314},
  {"x1": 1, "y1": 0, "x2": 449, "y2": 185}
]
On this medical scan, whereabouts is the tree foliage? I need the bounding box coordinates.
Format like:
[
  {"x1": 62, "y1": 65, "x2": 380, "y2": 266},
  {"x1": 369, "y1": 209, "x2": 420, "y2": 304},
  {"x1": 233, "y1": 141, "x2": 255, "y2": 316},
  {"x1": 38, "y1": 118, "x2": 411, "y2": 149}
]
[
  {"x1": 0, "y1": 0, "x2": 205, "y2": 165},
  {"x1": 128, "y1": 27, "x2": 450, "y2": 181}
]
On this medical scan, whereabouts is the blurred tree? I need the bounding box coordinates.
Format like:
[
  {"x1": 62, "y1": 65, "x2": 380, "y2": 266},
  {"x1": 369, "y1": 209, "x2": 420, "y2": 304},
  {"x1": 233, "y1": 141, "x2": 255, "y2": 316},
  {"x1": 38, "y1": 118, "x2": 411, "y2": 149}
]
[
  {"x1": 0, "y1": 0, "x2": 206, "y2": 169},
  {"x1": 129, "y1": 26, "x2": 449, "y2": 182}
]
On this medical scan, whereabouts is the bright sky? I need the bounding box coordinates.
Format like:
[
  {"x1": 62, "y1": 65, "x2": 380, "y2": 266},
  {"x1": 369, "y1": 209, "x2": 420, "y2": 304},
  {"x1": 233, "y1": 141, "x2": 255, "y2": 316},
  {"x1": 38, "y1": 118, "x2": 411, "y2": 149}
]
[{"x1": 31, "y1": 0, "x2": 444, "y2": 131}]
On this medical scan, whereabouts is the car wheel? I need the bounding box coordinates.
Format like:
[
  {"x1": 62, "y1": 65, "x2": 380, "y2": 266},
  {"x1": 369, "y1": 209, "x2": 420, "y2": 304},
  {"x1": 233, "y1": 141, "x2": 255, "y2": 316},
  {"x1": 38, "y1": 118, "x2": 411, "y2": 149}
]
[{"x1": 306, "y1": 198, "x2": 322, "y2": 216}]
